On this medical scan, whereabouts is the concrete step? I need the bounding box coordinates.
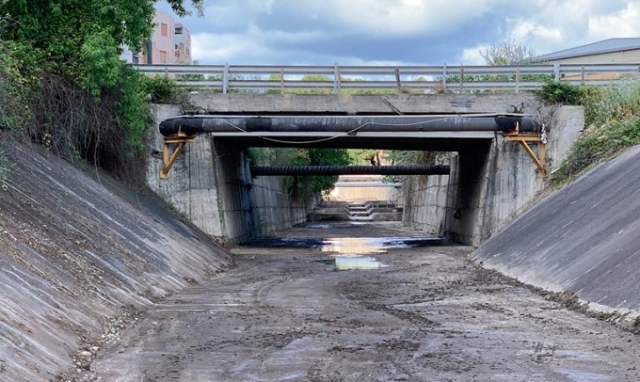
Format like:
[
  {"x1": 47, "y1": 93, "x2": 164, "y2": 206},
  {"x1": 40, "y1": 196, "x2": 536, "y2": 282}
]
[{"x1": 311, "y1": 200, "x2": 402, "y2": 222}]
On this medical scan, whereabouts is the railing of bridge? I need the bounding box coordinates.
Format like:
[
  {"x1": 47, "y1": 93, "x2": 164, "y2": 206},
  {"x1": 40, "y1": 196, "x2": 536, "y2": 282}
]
[{"x1": 135, "y1": 63, "x2": 640, "y2": 94}]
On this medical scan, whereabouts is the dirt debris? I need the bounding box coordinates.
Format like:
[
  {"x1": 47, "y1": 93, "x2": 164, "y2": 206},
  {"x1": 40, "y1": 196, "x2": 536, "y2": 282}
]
[
  {"x1": 54, "y1": 305, "x2": 145, "y2": 381},
  {"x1": 75, "y1": 223, "x2": 640, "y2": 381}
]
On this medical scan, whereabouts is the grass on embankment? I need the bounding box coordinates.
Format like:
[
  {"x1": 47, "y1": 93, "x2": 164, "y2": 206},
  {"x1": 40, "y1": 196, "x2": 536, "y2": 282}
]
[{"x1": 539, "y1": 80, "x2": 640, "y2": 186}]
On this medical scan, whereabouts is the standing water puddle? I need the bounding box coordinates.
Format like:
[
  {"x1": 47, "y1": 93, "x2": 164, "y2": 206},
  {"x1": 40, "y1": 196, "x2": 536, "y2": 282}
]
[
  {"x1": 246, "y1": 235, "x2": 445, "y2": 271},
  {"x1": 247, "y1": 236, "x2": 444, "y2": 252},
  {"x1": 334, "y1": 256, "x2": 382, "y2": 270}
]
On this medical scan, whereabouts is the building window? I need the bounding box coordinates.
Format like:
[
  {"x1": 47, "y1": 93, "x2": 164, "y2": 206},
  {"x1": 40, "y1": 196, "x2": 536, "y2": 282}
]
[
  {"x1": 161, "y1": 23, "x2": 168, "y2": 37},
  {"x1": 175, "y1": 27, "x2": 183, "y2": 34},
  {"x1": 159, "y1": 50, "x2": 168, "y2": 63}
]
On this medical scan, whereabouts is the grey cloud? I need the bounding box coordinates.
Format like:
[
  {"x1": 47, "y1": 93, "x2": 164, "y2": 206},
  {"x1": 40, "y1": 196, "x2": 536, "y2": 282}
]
[{"x1": 157, "y1": 0, "x2": 635, "y2": 65}]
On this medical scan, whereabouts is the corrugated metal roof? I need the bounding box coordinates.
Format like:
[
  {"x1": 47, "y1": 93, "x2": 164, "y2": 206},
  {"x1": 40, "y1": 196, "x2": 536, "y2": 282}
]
[{"x1": 532, "y1": 38, "x2": 640, "y2": 62}]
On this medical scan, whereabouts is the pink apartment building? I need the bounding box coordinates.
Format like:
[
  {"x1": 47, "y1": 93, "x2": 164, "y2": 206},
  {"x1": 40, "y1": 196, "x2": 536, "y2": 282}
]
[{"x1": 121, "y1": 10, "x2": 192, "y2": 64}]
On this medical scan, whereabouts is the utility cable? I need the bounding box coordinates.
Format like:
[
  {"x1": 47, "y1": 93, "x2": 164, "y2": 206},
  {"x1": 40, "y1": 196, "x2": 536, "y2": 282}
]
[{"x1": 215, "y1": 113, "x2": 524, "y2": 145}]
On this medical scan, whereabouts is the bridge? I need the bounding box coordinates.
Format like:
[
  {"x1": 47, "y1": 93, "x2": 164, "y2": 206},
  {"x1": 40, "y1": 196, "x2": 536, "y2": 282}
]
[{"x1": 147, "y1": 92, "x2": 583, "y2": 246}]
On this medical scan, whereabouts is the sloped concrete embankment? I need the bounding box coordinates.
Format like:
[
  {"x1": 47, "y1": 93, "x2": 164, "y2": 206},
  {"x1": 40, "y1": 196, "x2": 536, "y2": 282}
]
[
  {"x1": 474, "y1": 145, "x2": 640, "y2": 314},
  {"x1": 0, "y1": 138, "x2": 232, "y2": 382}
]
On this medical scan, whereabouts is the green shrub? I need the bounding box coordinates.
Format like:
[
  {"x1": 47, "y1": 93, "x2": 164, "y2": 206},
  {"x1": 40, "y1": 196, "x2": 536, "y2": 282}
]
[
  {"x1": 581, "y1": 79, "x2": 640, "y2": 126},
  {"x1": 542, "y1": 78, "x2": 640, "y2": 185},
  {"x1": 552, "y1": 118, "x2": 640, "y2": 185},
  {"x1": 142, "y1": 75, "x2": 186, "y2": 104},
  {"x1": 536, "y1": 81, "x2": 586, "y2": 105},
  {"x1": 246, "y1": 147, "x2": 275, "y2": 165},
  {"x1": 0, "y1": 42, "x2": 34, "y2": 132}
]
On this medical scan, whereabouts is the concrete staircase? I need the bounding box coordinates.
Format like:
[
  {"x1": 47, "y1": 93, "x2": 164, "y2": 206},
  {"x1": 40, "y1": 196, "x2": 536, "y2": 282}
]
[
  {"x1": 308, "y1": 200, "x2": 403, "y2": 222},
  {"x1": 347, "y1": 201, "x2": 402, "y2": 222}
]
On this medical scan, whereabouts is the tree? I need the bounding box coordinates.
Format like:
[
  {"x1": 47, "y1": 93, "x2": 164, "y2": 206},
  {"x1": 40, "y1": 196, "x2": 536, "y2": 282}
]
[
  {"x1": 480, "y1": 40, "x2": 535, "y2": 65},
  {"x1": 0, "y1": 0, "x2": 203, "y2": 182},
  {"x1": 0, "y1": 0, "x2": 202, "y2": 77}
]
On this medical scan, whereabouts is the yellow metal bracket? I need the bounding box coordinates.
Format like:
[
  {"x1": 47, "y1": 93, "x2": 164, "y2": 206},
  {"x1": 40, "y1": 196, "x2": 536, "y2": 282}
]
[
  {"x1": 159, "y1": 129, "x2": 196, "y2": 180},
  {"x1": 502, "y1": 122, "x2": 547, "y2": 178}
]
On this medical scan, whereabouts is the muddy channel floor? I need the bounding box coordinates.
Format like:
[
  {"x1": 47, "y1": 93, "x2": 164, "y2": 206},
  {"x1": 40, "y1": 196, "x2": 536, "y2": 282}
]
[{"x1": 78, "y1": 222, "x2": 640, "y2": 382}]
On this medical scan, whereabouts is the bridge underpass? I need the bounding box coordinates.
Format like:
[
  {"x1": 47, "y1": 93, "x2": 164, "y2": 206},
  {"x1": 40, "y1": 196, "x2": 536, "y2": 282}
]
[
  {"x1": 155, "y1": 111, "x2": 546, "y2": 245},
  {"x1": 77, "y1": 96, "x2": 629, "y2": 381},
  {"x1": 5, "y1": 78, "x2": 634, "y2": 381}
]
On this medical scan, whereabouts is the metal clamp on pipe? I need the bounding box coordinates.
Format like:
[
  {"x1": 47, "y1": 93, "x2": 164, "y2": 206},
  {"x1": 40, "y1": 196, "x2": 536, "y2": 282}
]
[
  {"x1": 502, "y1": 121, "x2": 547, "y2": 177},
  {"x1": 159, "y1": 127, "x2": 196, "y2": 180}
]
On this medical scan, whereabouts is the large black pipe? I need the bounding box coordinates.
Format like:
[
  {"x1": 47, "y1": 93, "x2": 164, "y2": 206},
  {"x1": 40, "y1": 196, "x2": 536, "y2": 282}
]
[
  {"x1": 250, "y1": 165, "x2": 450, "y2": 176},
  {"x1": 159, "y1": 114, "x2": 540, "y2": 137}
]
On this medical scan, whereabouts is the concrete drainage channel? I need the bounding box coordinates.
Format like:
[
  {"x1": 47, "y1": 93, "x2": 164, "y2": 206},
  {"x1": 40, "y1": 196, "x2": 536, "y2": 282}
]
[
  {"x1": 76, "y1": 220, "x2": 640, "y2": 380},
  {"x1": 308, "y1": 200, "x2": 403, "y2": 222}
]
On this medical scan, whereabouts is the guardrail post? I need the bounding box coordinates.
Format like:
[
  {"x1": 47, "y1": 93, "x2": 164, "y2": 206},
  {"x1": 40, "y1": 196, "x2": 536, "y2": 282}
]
[
  {"x1": 515, "y1": 67, "x2": 520, "y2": 94},
  {"x1": 442, "y1": 63, "x2": 447, "y2": 92},
  {"x1": 581, "y1": 66, "x2": 585, "y2": 85},
  {"x1": 553, "y1": 63, "x2": 560, "y2": 83},
  {"x1": 223, "y1": 63, "x2": 230, "y2": 94},
  {"x1": 333, "y1": 64, "x2": 341, "y2": 94},
  {"x1": 395, "y1": 67, "x2": 402, "y2": 93},
  {"x1": 280, "y1": 68, "x2": 285, "y2": 94},
  {"x1": 459, "y1": 66, "x2": 464, "y2": 93}
]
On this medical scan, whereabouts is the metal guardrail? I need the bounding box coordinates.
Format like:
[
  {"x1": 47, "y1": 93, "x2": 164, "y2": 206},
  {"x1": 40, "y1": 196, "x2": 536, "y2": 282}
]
[{"x1": 135, "y1": 63, "x2": 640, "y2": 94}]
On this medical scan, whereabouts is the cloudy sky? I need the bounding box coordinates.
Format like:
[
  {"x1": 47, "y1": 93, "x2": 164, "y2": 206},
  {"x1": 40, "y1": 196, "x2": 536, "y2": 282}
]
[{"x1": 156, "y1": 0, "x2": 640, "y2": 65}]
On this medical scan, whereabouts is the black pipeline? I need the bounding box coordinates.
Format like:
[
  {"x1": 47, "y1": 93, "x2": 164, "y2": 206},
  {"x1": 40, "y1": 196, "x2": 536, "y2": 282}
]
[
  {"x1": 159, "y1": 114, "x2": 540, "y2": 137},
  {"x1": 250, "y1": 165, "x2": 450, "y2": 177}
]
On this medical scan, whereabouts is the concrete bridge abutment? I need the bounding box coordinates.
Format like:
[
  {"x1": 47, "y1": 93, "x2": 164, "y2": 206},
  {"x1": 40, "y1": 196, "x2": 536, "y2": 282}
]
[
  {"x1": 148, "y1": 104, "x2": 314, "y2": 245},
  {"x1": 402, "y1": 105, "x2": 584, "y2": 246}
]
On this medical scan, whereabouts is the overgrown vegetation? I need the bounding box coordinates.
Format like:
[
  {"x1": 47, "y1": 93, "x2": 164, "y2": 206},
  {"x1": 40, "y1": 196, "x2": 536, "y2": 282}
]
[
  {"x1": 536, "y1": 81, "x2": 586, "y2": 105},
  {"x1": 143, "y1": 75, "x2": 190, "y2": 104},
  {"x1": 538, "y1": 79, "x2": 640, "y2": 185},
  {"x1": 0, "y1": 0, "x2": 201, "y2": 184}
]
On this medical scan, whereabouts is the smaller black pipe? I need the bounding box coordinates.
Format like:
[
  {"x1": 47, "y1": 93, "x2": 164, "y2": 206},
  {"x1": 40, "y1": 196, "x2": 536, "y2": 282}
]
[{"x1": 250, "y1": 165, "x2": 450, "y2": 177}]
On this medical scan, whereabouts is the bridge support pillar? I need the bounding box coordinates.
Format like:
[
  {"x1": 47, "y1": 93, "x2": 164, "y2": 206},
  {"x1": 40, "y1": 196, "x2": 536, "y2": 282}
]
[
  {"x1": 403, "y1": 106, "x2": 583, "y2": 246},
  {"x1": 147, "y1": 105, "x2": 254, "y2": 245}
]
